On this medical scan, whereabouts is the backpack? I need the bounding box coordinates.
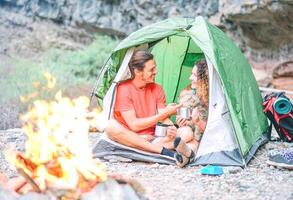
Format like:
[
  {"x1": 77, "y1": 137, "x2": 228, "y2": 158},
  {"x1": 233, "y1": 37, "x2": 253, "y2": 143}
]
[{"x1": 263, "y1": 92, "x2": 293, "y2": 142}]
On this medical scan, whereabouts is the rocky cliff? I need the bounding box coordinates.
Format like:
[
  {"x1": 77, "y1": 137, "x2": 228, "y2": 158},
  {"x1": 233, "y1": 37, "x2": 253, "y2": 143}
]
[{"x1": 0, "y1": 0, "x2": 292, "y2": 89}]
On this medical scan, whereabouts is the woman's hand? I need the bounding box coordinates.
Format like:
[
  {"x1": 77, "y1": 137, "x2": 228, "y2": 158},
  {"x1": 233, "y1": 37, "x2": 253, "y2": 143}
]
[
  {"x1": 191, "y1": 107, "x2": 200, "y2": 125},
  {"x1": 176, "y1": 116, "x2": 188, "y2": 127},
  {"x1": 191, "y1": 107, "x2": 207, "y2": 133},
  {"x1": 166, "y1": 126, "x2": 177, "y2": 141}
]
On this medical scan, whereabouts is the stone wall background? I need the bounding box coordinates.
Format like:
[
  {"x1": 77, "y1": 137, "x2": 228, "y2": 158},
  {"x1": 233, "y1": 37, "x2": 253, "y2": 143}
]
[{"x1": 0, "y1": 0, "x2": 292, "y2": 89}]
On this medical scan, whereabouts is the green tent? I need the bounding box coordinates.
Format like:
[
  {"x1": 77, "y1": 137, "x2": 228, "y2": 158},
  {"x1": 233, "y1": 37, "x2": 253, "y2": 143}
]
[{"x1": 94, "y1": 17, "x2": 269, "y2": 167}]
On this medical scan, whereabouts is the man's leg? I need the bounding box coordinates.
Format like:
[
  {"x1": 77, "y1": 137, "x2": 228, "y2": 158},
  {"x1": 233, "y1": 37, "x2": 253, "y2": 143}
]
[{"x1": 105, "y1": 119, "x2": 163, "y2": 154}]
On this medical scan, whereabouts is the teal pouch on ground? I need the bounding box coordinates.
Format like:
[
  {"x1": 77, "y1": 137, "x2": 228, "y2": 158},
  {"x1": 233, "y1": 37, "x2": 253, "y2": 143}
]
[{"x1": 200, "y1": 165, "x2": 224, "y2": 175}]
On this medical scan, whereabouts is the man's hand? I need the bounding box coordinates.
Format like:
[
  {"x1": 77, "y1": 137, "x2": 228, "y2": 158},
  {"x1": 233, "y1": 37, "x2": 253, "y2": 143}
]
[
  {"x1": 176, "y1": 116, "x2": 188, "y2": 127},
  {"x1": 140, "y1": 134, "x2": 155, "y2": 142},
  {"x1": 165, "y1": 103, "x2": 182, "y2": 116}
]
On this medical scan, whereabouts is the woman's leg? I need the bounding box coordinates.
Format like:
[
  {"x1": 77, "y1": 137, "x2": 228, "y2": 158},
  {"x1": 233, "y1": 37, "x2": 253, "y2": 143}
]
[
  {"x1": 186, "y1": 139, "x2": 200, "y2": 153},
  {"x1": 177, "y1": 126, "x2": 194, "y2": 143}
]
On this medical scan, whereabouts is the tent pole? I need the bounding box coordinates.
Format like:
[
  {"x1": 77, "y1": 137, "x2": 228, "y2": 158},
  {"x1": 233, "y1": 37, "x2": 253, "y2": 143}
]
[{"x1": 89, "y1": 54, "x2": 112, "y2": 105}]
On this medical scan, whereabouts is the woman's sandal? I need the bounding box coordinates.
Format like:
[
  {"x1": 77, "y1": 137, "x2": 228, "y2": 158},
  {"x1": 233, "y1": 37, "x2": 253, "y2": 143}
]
[{"x1": 174, "y1": 137, "x2": 195, "y2": 167}]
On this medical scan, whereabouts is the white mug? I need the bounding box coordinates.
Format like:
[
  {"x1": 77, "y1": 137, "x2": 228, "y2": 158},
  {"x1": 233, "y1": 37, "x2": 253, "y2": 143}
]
[{"x1": 154, "y1": 123, "x2": 171, "y2": 137}]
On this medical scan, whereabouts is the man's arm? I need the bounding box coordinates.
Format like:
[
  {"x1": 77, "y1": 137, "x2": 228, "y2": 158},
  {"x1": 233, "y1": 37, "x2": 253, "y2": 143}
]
[
  {"x1": 158, "y1": 103, "x2": 177, "y2": 125},
  {"x1": 121, "y1": 104, "x2": 181, "y2": 132}
]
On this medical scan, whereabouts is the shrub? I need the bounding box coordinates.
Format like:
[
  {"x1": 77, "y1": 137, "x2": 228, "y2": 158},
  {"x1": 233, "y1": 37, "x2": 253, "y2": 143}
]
[{"x1": 0, "y1": 34, "x2": 120, "y2": 129}]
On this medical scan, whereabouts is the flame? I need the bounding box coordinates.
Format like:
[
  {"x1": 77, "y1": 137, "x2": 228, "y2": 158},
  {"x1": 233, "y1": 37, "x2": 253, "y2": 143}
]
[
  {"x1": 9, "y1": 90, "x2": 107, "y2": 191},
  {"x1": 43, "y1": 72, "x2": 56, "y2": 89},
  {"x1": 19, "y1": 92, "x2": 40, "y2": 103},
  {"x1": 87, "y1": 108, "x2": 108, "y2": 132},
  {"x1": 19, "y1": 72, "x2": 56, "y2": 103}
]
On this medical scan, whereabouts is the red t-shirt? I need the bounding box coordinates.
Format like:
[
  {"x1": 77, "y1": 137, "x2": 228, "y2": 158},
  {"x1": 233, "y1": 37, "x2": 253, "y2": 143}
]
[{"x1": 114, "y1": 80, "x2": 166, "y2": 135}]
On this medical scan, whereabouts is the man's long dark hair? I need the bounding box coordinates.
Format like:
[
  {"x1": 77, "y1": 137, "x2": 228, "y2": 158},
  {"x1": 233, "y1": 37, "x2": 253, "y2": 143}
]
[{"x1": 128, "y1": 50, "x2": 153, "y2": 78}]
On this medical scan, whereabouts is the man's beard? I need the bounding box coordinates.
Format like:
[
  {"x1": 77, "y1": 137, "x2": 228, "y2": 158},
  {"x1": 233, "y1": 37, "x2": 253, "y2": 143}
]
[{"x1": 142, "y1": 76, "x2": 154, "y2": 83}]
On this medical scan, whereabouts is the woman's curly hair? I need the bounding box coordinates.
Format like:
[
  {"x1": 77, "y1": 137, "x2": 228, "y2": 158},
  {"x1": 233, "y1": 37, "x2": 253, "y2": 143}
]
[{"x1": 196, "y1": 60, "x2": 209, "y2": 107}]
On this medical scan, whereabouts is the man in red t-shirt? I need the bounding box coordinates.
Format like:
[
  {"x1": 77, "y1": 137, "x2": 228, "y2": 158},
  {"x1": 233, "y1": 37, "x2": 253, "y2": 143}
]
[{"x1": 106, "y1": 50, "x2": 189, "y2": 159}]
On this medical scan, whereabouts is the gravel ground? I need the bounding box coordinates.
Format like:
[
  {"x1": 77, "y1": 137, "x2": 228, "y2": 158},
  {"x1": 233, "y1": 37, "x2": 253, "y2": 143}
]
[{"x1": 0, "y1": 129, "x2": 292, "y2": 200}]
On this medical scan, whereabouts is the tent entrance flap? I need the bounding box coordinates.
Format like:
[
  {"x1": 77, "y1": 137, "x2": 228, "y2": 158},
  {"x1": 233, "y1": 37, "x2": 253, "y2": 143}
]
[
  {"x1": 150, "y1": 35, "x2": 189, "y2": 104},
  {"x1": 150, "y1": 35, "x2": 204, "y2": 104},
  {"x1": 173, "y1": 38, "x2": 205, "y2": 102}
]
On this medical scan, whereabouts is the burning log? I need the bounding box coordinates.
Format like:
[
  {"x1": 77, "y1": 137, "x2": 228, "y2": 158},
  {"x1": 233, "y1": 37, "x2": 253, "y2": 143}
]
[{"x1": 16, "y1": 168, "x2": 41, "y2": 193}]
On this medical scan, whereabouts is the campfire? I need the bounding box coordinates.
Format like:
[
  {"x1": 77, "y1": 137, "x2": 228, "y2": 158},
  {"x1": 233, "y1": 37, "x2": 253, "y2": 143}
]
[
  {"x1": 9, "y1": 91, "x2": 107, "y2": 197},
  {"x1": 3, "y1": 73, "x2": 143, "y2": 200},
  {"x1": 6, "y1": 76, "x2": 110, "y2": 198}
]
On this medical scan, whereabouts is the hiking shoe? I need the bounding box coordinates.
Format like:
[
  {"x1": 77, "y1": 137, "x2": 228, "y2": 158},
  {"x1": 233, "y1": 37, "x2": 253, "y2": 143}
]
[{"x1": 267, "y1": 150, "x2": 293, "y2": 170}]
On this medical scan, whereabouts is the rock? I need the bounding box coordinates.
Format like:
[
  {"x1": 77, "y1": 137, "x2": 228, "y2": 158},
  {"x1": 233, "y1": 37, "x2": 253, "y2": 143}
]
[
  {"x1": 18, "y1": 192, "x2": 51, "y2": 200},
  {"x1": 272, "y1": 61, "x2": 293, "y2": 78},
  {"x1": 0, "y1": 0, "x2": 220, "y2": 35},
  {"x1": 0, "y1": 186, "x2": 16, "y2": 200},
  {"x1": 75, "y1": 0, "x2": 98, "y2": 24},
  {"x1": 219, "y1": 1, "x2": 293, "y2": 74},
  {"x1": 109, "y1": 159, "x2": 118, "y2": 163},
  {"x1": 271, "y1": 77, "x2": 293, "y2": 94},
  {"x1": 222, "y1": 166, "x2": 242, "y2": 174},
  {"x1": 167, "y1": 7, "x2": 180, "y2": 18},
  {"x1": 1, "y1": 0, "x2": 292, "y2": 75},
  {"x1": 159, "y1": 165, "x2": 167, "y2": 169},
  {"x1": 81, "y1": 179, "x2": 141, "y2": 200},
  {"x1": 252, "y1": 68, "x2": 270, "y2": 82},
  {"x1": 221, "y1": 0, "x2": 293, "y2": 49},
  {"x1": 150, "y1": 163, "x2": 160, "y2": 168},
  {"x1": 97, "y1": 16, "x2": 112, "y2": 28},
  {"x1": 103, "y1": 155, "x2": 133, "y2": 163},
  {"x1": 29, "y1": 1, "x2": 62, "y2": 20}
]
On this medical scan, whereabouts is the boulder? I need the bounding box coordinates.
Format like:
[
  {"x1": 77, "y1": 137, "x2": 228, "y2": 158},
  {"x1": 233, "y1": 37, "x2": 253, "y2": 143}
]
[
  {"x1": 272, "y1": 61, "x2": 293, "y2": 78},
  {"x1": 271, "y1": 77, "x2": 293, "y2": 91},
  {"x1": 81, "y1": 178, "x2": 142, "y2": 200},
  {"x1": 271, "y1": 77, "x2": 293, "y2": 99},
  {"x1": 0, "y1": 186, "x2": 16, "y2": 200},
  {"x1": 18, "y1": 192, "x2": 52, "y2": 200}
]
